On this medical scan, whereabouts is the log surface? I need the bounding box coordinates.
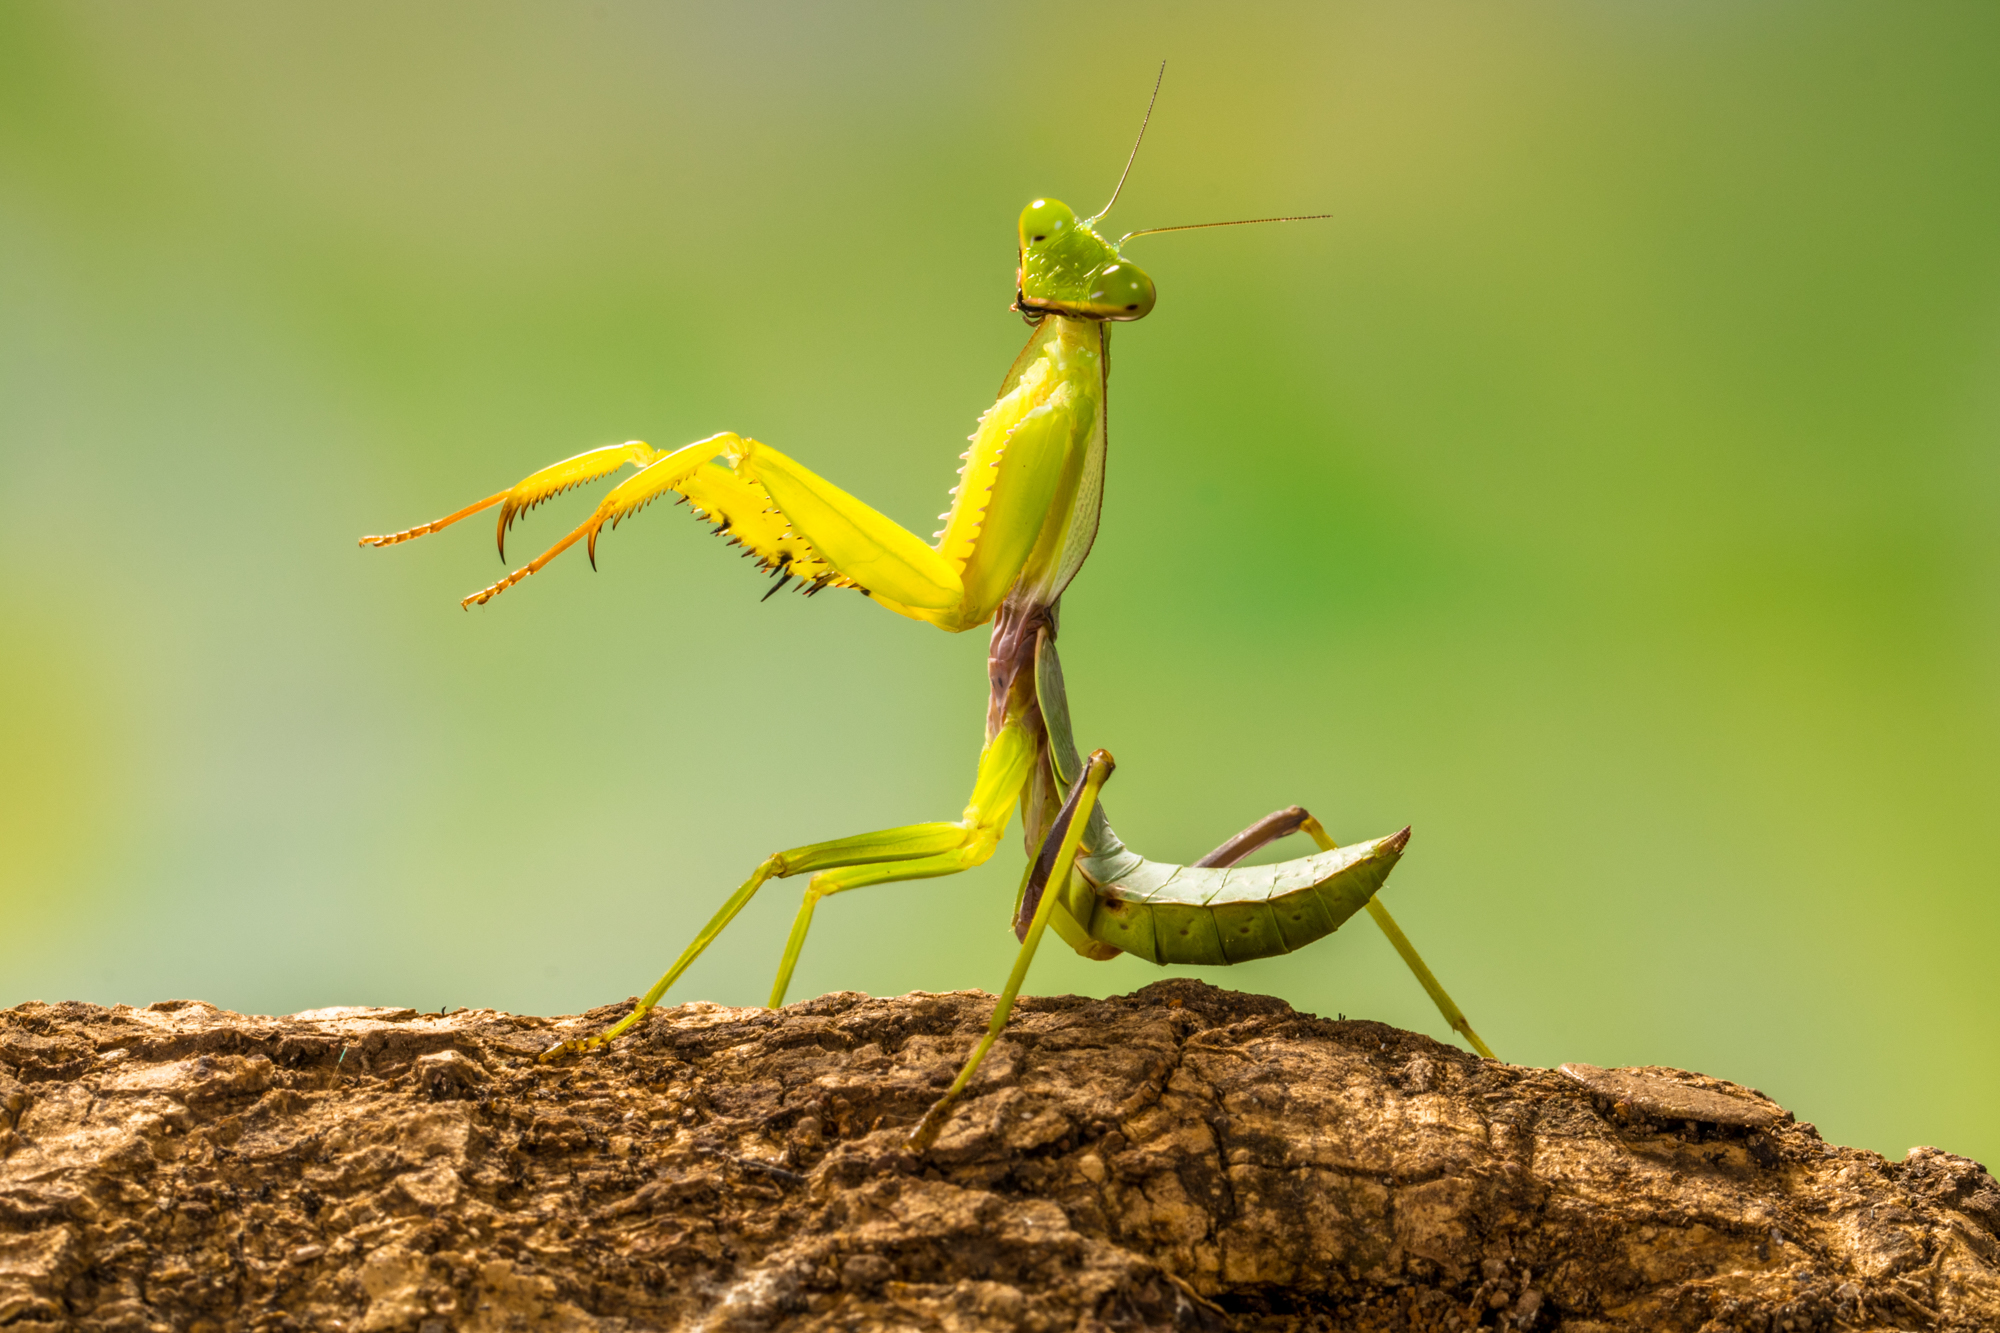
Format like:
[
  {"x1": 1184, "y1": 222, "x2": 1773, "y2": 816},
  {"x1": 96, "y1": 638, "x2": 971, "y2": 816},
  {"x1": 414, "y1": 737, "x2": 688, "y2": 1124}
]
[{"x1": 1, "y1": 980, "x2": 1995, "y2": 1331}]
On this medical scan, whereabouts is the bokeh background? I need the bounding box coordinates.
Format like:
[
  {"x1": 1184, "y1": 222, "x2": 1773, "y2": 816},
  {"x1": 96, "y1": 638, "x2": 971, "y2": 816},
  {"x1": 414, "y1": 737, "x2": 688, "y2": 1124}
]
[{"x1": 3, "y1": 2, "x2": 1995, "y2": 1166}]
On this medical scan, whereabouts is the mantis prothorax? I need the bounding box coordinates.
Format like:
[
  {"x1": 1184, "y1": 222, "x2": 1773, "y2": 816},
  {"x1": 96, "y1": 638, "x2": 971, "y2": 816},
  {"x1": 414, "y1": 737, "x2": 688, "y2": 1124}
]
[{"x1": 362, "y1": 71, "x2": 1495, "y2": 1147}]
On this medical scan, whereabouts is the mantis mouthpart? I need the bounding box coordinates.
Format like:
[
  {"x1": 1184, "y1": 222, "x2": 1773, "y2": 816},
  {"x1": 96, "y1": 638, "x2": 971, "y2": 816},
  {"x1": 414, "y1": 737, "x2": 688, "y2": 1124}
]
[{"x1": 362, "y1": 66, "x2": 1494, "y2": 1147}]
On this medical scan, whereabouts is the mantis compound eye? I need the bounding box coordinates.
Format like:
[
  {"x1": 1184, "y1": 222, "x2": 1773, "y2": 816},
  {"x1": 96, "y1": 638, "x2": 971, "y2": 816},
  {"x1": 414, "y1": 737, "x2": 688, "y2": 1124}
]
[
  {"x1": 1089, "y1": 261, "x2": 1156, "y2": 320},
  {"x1": 1018, "y1": 198, "x2": 1075, "y2": 249}
]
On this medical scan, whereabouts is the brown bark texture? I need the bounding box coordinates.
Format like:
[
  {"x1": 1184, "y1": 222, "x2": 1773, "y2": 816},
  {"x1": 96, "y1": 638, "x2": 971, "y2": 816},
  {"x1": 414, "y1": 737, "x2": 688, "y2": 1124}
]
[{"x1": 1, "y1": 980, "x2": 1995, "y2": 1333}]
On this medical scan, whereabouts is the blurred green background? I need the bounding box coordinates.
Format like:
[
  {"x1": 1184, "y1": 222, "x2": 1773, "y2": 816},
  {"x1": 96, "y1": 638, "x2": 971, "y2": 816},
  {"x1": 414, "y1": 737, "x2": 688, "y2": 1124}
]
[{"x1": 2, "y1": 2, "x2": 1995, "y2": 1166}]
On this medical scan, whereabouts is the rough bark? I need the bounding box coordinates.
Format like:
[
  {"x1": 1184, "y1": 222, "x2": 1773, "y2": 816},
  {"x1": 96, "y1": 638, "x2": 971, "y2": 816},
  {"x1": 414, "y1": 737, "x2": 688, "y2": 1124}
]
[{"x1": 1, "y1": 981, "x2": 1995, "y2": 1332}]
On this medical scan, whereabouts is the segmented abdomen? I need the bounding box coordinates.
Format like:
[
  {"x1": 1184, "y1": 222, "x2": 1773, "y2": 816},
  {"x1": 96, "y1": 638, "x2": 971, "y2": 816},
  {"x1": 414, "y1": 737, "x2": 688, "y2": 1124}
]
[
  {"x1": 1028, "y1": 620, "x2": 1409, "y2": 967},
  {"x1": 1060, "y1": 833, "x2": 1407, "y2": 967}
]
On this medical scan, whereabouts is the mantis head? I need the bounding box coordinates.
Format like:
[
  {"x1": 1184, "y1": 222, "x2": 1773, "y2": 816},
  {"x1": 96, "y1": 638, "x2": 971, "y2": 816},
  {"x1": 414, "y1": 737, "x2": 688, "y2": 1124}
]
[
  {"x1": 1010, "y1": 67, "x2": 1329, "y2": 326},
  {"x1": 1016, "y1": 199, "x2": 1157, "y2": 322}
]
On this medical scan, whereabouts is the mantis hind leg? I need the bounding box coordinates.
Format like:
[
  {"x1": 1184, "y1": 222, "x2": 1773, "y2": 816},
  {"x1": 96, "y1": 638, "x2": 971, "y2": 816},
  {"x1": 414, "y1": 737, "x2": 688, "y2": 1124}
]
[{"x1": 1198, "y1": 807, "x2": 1499, "y2": 1061}]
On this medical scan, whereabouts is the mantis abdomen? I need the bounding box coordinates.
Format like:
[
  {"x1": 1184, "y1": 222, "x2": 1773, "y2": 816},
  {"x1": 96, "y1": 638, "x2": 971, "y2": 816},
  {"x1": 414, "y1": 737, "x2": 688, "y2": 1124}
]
[
  {"x1": 1062, "y1": 833, "x2": 1407, "y2": 966},
  {"x1": 1029, "y1": 624, "x2": 1408, "y2": 967}
]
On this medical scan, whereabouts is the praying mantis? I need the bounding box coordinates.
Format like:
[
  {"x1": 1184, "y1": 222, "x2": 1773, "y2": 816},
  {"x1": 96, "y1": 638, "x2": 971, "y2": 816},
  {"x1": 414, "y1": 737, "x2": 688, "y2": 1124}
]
[{"x1": 362, "y1": 73, "x2": 1495, "y2": 1147}]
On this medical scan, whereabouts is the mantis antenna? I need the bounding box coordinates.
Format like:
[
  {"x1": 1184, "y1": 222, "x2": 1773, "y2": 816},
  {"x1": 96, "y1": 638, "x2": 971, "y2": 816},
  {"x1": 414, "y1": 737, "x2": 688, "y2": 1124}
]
[
  {"x1": 1118, "y1": 212, "x2": 1335, "y2": 246},
  {"x1": 1086, "y1": 61, "x2": 1167, "y2": 226}
]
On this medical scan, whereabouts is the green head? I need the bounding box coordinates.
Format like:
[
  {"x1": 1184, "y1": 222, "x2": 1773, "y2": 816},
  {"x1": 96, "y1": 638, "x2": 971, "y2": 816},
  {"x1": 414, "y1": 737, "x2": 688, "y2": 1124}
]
[
  {"x1": 1016, "y1": 198, "x2": 1157, "y2": 322},
  {"x1": 1011, "y1": 68, "x2": 1329, "y2": 324}
]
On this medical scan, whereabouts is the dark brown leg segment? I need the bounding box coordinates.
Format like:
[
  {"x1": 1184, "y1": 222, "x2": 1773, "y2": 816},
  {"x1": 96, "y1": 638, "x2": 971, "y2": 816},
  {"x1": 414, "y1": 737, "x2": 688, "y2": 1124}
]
[{"x1": 1196, "y1": 805, "x2": 1312, "y2": 868}]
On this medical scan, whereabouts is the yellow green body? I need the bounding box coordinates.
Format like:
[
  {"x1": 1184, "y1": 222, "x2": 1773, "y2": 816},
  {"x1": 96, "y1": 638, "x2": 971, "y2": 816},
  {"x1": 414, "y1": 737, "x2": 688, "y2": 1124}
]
[{"x1": 363, "y1": 186, "x2": 1495, "y2": 1134}]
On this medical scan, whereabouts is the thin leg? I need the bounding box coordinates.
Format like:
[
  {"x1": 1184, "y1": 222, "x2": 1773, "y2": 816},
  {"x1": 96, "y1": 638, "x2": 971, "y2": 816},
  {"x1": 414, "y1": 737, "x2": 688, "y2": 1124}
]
[
  {"x1": 767, "y1": 846, "x2": 995, "y2": 1008},
  {"x1": 368, "y1": 429, "x2": 969, "y2": 615},
  {"x1": 907, "y1": 749, "x2": 1116, "y2": 1153},
  {"x1": 540, "y1": 850, "x2": 790, "y2": 1059},
  {"x1": 1198, "y1": 806, "x2": 1498, "y2": 1061},
  {"x1": 766, "y1": 721, "x2": 1034, "y2": 1006},
  {"x1": 1193, "y1": 805, "x2": 1311, "y2": 870},
  {"x1": 539, "y1": 722, "x2": 1034, "y2": 1060}
]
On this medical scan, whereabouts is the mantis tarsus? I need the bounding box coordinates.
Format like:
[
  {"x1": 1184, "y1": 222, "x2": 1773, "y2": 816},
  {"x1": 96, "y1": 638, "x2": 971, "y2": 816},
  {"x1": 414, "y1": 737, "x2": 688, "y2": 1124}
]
[{"x1": 362, "y1": 73, "x2": 1495, "y2": 1148}]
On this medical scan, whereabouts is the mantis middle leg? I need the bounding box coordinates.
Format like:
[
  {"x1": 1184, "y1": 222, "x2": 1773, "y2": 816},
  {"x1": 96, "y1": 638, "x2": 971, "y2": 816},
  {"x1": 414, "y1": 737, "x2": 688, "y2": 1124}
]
[
  {"x1": 1198, "y1": 807, "x2": 1498, "y2": 1060},
  {"x1": 907, "y1": 749, "x2": 1115, "y2": 1153},
  {"x1": 540, "y1": 720, "x2": 1035, "y2": 1059}
]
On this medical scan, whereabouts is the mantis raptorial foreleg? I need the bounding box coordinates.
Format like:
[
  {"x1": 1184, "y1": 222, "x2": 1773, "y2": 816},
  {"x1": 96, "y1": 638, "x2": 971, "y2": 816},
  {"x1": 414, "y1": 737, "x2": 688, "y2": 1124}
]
[
  {"x1": 358, "y1": 441, "x2": 661, "y2": 554},
  {"x1": 539, "y1": 721, "x2": 1035, "y2": 1059},
  {"x1": 363, "y1": 433, "x2": 967, "y2": 616},
  {"x1": 1197, "y1": 806, "x2": 1497, "y2": 1059}
]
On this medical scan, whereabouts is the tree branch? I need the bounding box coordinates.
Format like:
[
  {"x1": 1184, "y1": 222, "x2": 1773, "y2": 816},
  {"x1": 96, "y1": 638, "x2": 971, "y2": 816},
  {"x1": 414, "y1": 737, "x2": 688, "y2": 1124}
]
[{"x1": 2, "y1": 981, "x2": 1994, "y2": 1331}]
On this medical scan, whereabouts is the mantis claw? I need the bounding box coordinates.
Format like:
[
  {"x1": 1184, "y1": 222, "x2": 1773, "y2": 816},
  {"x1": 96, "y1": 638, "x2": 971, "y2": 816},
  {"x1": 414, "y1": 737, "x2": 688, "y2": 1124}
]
[
  {"x1": 906, "y1": 1091, "x2": 962, "y2": 1154},
  {"x1": 538, "y1": 1030, "x2": 613, "y2": 1062},
  {"x1": 538, "y1": 1002, "x2": 652, "y2": 1062}
]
